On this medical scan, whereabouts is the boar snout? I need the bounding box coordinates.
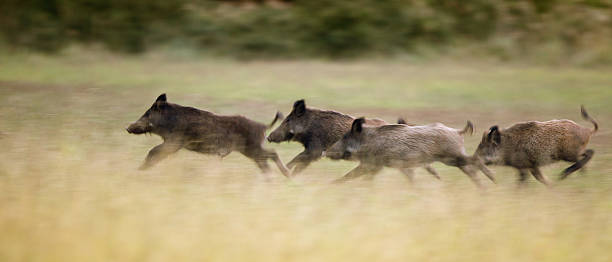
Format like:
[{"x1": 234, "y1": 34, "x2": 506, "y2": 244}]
[
  {"x1": 126, "y1": 122, "x2": 151, "y2": 134},
  {"x1": 266, "y1": 132, "x2": 281, "y2": 143},
  {"x1": 126, "y1": 124, "x2": 142, "y2": 134},
  {"x1": 267, "y1": 130, "x2": 293, "y2": 143}
]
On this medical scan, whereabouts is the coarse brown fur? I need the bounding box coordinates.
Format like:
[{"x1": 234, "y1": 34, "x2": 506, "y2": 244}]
[
  {"x1": 475, "y1": 105, "x2": 598, "y2": 186},
  {"x1": 267, "y1": 99, "x2": 439, "y2": 178},
  {"x1": 126, "y1": 94, "x2": 290, "y2": 177},
  {"x1": 326, "y1": 119, "x2": 494, "y2": 187}
]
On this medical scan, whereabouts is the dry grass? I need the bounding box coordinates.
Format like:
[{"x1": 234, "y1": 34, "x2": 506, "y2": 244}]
[{"x1": 1, "y1": 53, "x2": 611, "y2": 261}]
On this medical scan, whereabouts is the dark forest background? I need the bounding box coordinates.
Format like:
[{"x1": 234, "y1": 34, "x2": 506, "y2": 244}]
[{"x1": 1, "y1": 0, "x2": 611, "y2": 63}]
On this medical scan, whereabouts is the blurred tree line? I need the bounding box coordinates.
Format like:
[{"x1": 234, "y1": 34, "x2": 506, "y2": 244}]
[{"x1": 1, "y1": 0, "x2": 611, "y2": 61}]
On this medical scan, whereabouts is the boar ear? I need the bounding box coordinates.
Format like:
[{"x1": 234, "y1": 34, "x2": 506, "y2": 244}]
[
  {"x1": 275, "y1": 111, "x2": 285, "y2": 121},
  {"x1": 487, "y1": 126, "x2": 501, "y2": 145},
  {"x1": 293, "y1": 99, "x2": 306, "y2": 116},
  {"x1": 351, "y1": 117, "x2": 366, "y2": 134},
  {"x1": 152, "y1": 93, "x2": 167, "y2": 110},
  {"x1": 156, "y1": 93, "x2": 167, "y2": 103}
]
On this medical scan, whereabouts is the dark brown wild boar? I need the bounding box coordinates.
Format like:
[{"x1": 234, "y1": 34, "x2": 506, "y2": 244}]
[
  {"x1": 475, "y1": 106, "x2": 598, "y2": 186},
  {"x1": 325, "y1": 118, "x2": 495, "y2": 187},
  {"x1": 126, "y1": 94, "x2": 290, "y2": 177},
  {"x1": 267, "y1": 99, "x2": 439, "y2": 178}
]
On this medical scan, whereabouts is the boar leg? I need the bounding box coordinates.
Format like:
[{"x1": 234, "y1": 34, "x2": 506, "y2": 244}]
[
  {"x1": 268, "y1": 151, "x2": 291, "y2": 178},
  {"x1": 469, "y1": 156, "x2": 496, "y2": 183},
  {"x1": 458, "y1": 165, "x2": 484, "y2": 188},
  {"x1": 423, "y1": 165, "x2": 441, "y2": 180},
  {"x1": 254, "y1": 160, "x2": 272, "y2": 174},
  {"x1": 333, "y1": 164, "x2": 382, "y2": 184},
  {"x1": 476, "y1": 162, "x2": 496, "y2": 183},
  {"x1": 399, "y1": 168, "x2": 416, "y2": 182},
  {"x1": 517, "y1": 169, "x2": 529, "y2": 186},
  {"x1": 260, "y1": 149, "x2": 290, "y2": 178},
  {"x1": 139, "y1": 142, "x2": 183, "y2": 170},
  {"x1": 448, "y1": 155, "x2": 496, "y2": 183},
  {"x1": 559, "y1": 149, "x2": 594, "y2": 180},
  {"x1": 287, "y1": 149, "x2": 323, "y2": 176},
  {"x1": 441, "y1": 155, "x2": 487, "y2": 187},
  {"x1": 242, "y1": 148, "x2": 290, "y2": 178},
  {"x1": 529, "y1": 167, "x2": 551, "y2": 187}
]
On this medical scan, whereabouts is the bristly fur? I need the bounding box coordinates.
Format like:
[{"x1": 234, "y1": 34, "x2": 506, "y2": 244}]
[
  {"x1": 326, "y1": 120, "x2": 494, "y2": 187},
  {"x1": 126, "y1": 94, "x2": 290, "y2": 177},
  {"x1": 267, "y1": 99, "x2": 435, "y2": 176},
  {"x1": 267, "y1": 99, "x2": 389, "y2": 175},
  {"x1": 475, "y1": 106, "x2": 599, "y2": 186}
]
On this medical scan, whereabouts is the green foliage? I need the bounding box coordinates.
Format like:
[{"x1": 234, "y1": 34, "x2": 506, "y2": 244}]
[
  {"x1": 185, "y1": 6, "x2": 299, "y2": 58},
  {"x1": 292, "y1": 0, "x2": 454, "y2": 57},
  {"x1": 294, "y1": 0, "x2": 376, "y2": 57},
  {"x1": 0, "y1": 0, "x2": 185, "y2": 53},
  {"x1": 1, "y1": 0, "x2": 611, "y2": 62},
  {"x1": 427, "y1": 0, "x2": 498, "y2": 39}
]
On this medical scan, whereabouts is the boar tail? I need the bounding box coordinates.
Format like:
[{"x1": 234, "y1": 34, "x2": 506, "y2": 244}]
[
  {"x1": 581, "y1": 105, "x2": 598, "y2": 134},
  {"x1": 267, "y1": 111, "x2": 284, "y2": 129},
  {"x1": 458, "y1": 121, "x2": 474, "y2": 136},
  {"x1": 397, "y1": 118, "x2": 417, "y2": 126}
]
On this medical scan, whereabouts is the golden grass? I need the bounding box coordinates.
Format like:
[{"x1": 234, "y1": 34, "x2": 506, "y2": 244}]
[
  {"x1": 1, "y1": 118, "x2": 611, "y2": 262},
  {"x1": 1, "y1": 150, "x2": 611, "y2": 262}
]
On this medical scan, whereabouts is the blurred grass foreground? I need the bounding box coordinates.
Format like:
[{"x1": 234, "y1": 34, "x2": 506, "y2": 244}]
[{"x1": 1, "y1": 0, "x2": 612, "y2": 64}]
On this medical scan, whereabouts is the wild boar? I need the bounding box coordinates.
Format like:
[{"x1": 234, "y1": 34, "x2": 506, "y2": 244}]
[
  {"x1": 267, "y1": 99, "x2": 439, "y2": 178},
  {"x1": 325, "y1": 118, "x2": 495, "y2": 187},
  {"x1": 475, "y1": 106, "x2": 598, "y2": 186},
  {"x1": 126, "y1": 94, "x2": 290, "y2": 177}
]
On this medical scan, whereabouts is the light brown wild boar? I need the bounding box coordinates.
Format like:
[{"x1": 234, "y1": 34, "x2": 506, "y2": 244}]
[
  {"x1": 326, "y1": 118, "x2": 495, "y2": 187},
  {"x1": 267, "y1": 99, "x2": 439, "y2": 178},
  {"x1": 475, "y1": 106, "x2": 598, "y2": 186},
  {"x1": 126, "y1": 94, "x2": 290, "y2": 177}
]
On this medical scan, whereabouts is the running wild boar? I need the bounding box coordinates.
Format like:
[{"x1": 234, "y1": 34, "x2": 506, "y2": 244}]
[
  {"x1": 126, "y1": 94, "x2": 290, "y2": 177},
  {"x1": 475, "y1": 106, "x2": 598, "y2": 186},
  {"x1": 326, "y1": 118, "x2": 495, "y2": 187},
  {"x1": 267, "y1": 99, "x2": 439, "y2": 178}
]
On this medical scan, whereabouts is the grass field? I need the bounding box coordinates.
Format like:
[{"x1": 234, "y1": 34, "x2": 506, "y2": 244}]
[{"x1": 1, "y1": 51, "x2": 611, "y2": 262}]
